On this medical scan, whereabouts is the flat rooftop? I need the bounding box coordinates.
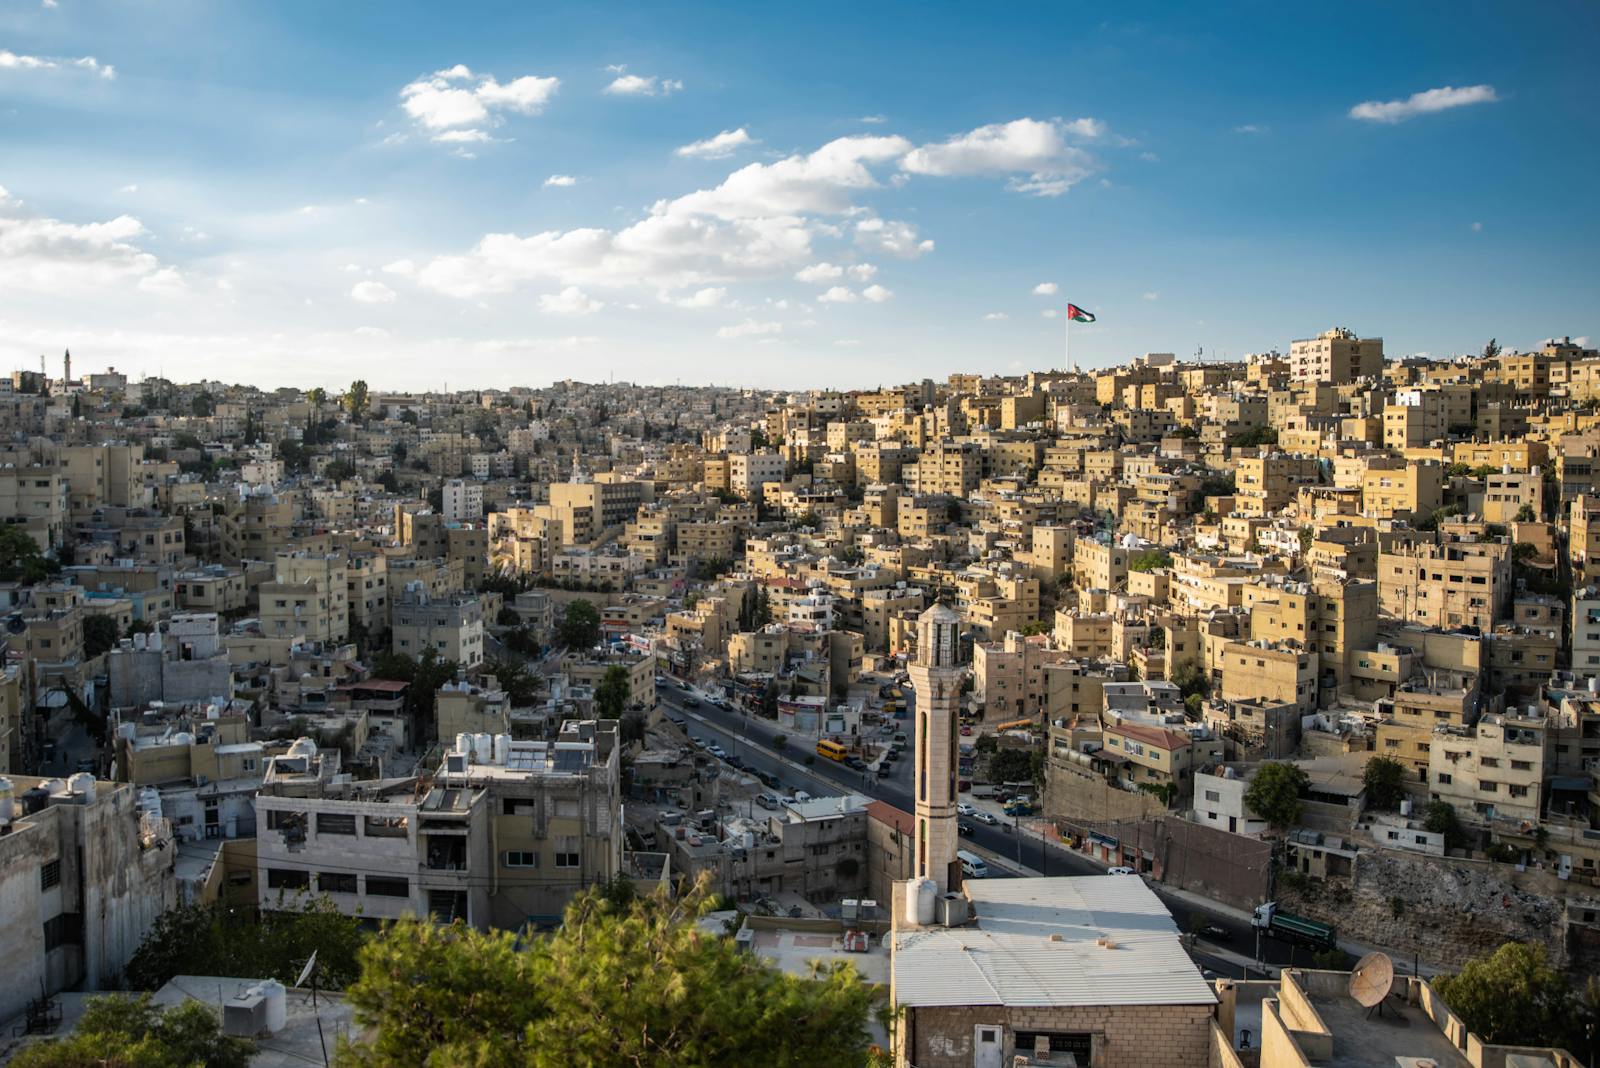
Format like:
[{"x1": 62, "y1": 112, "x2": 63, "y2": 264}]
[{"x1": 1307, "y1": 985, "x2": 1470, "y2": 1068}]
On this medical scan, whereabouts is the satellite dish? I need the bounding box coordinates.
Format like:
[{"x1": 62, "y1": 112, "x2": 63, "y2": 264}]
[
  {"x1": 295, "y1": 949, "x2": 318, "y2": 989},
  {"x1": 1348, "y1": 951, "x2": 1394, "y2": 1009}
]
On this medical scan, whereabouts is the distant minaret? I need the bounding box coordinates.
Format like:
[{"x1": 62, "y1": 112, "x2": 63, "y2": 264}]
[
  {"x1": 63, "y1": 349, "x2": 71, "y2": 385},
  {"x1": 908, "y1": 602, "x2": 964, "y2": 894}
]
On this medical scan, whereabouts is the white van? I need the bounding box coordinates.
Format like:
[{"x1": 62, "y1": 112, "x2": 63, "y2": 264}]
[{"x1": 957, "y1": 849, "x2": 988, "y2": 879}]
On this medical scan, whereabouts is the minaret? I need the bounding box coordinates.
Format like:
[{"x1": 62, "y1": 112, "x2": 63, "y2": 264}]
[
  {"x1": 908, "y1": 601, "x2": 964, "y2": 894},
  {"x1": 62, "y1": 349, "x2": 71, "y2": 386}
]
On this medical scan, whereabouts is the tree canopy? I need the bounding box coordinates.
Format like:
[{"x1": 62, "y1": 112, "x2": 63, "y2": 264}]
[
  {"x1": 0, "y1": 526, "x2": 52, "y2": 582},
  {"x1": 339, "y1": 878, "x2": 878, "y2": 1068},
  {"x1": 1433, "y1": 942, "x2": 1585, "y2": 1050},
  {"x1": 1361, "y1": 755, "x2": 1407, "y2": 810},
  {"x1": 344, "y1": 379, "x2": 370, "y2": 422},
  {"x1": 11, "y1": 993, "x2": 251, "y2": 1068},
  {"x1": 595, "y1": 664, "x2": 632, "y2": 718},
  {"x1": 126, "y1": 895, "x2": 365, "y2": 992},
  {"x1": 557, "y1": 598, "x2": 602, "y2": 650},
  {"x1": 1243, "y1": 761, "x2": 1309, "y2": 830}
]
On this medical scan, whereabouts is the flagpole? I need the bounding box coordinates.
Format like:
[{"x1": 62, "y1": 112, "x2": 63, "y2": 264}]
[{"x1": 1065, "y1": 311, "x2": 1071, "y2": 373}]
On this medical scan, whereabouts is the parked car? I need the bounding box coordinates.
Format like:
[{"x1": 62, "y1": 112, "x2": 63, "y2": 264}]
[
  {"x1": 958, "y1": 822, "x2": 975, "y2": 837},
  {"x1": 756, "y1": 793, "x2": 781, "y2": 810},
  {"x1": 975, "y1": 812, "x2": 999, "y2": 826},
  {"x1": 884, "y1": 748, "x2": 899, "y2": 762},
  {"x1": 1106, "y1": 867, "x2": 1137, "y2": 876},
  {"x1": 879, "y1": 723, "x2": 896, "y2": 736},
  {"x1": 688, "y1": 735, "x2": 705, "y2": 748},
  {"x1": 683, "y1": 696, "x2": 701, "y2": 707},
  {"x1": 876, "y1": 763, "x2": 891, "y2": 777},
  {"x1": 667, "y1": 715, "x2": 686, "y2": 728},
  {"x1": 1195, "y1": 923, "x2": 1231, "y2": 942},
  {"x1": 707, "y1": 744, "x2": 726, "y2": 758},
  {"x1": 959, "y1": 725, "x2": 973, "y2": 736},
  {"x1": 957, "y1": 802, "x2": 976, "y2": 816},
  {"x1": 844, "y1": 756, "x2": 865, "y2": 770}
]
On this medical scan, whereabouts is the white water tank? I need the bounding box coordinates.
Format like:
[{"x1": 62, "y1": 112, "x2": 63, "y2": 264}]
[
  {"x1": 287, "y1": 737, "x2": 317, "y2": 760},
  {"x1": 904, "y1": 877, "x2": 937, "y2": 926},
  {"x1": 0, "y1": 776, "x2": 13, "y2": 823},
  {"x1": 455, "y1": 732, "x2": 473, "y2": 759},
  {"x1": 68, "y1": 773, "x2": 96, "y2": 805},
  {"x1": 138, "y1": 787, "x2": 162, "y2": 820},
  {"x1": 116, "y1": 722, "x2": 137, "y2": 742},
  {"x1": 474, "y1": 733, "x2": 492, "y2": 763},
  {"x1": 1400, "y1": 798, "x2": 1413, "y2": 817},
  {"x1": 494, "y1": 734, "x2": 512, "y2": 765},
  {"x1": 257, "y1": 980, "x2": 287, "y2": 1033},
  {"x1": 42, "y1": 778, "x2": 68, "y2": 798},
  {"x1": 172, "y1": 732, "x2": 193, "y2": 748}
]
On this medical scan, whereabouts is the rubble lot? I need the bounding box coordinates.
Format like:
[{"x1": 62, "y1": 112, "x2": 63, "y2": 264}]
[{"x1": 1278, "y1": 847, "x2": 1572, "y2": 969}]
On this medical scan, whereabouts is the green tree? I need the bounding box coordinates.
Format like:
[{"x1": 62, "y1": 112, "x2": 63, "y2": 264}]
[
  {"x1": 484, "y1": 656, "x2": 540, "y2": 706},
  {"x1": 1361, "y1": 755, "x2": 1407, "y2": 811},
  {"x1": 1128, "y1": 548, "x2": 1172, "y2": 573},
  {"x1": 557, "y1": 598, "x2": 601, "y2": 650},
  {"x1": 307, "y1": 386, "x2": 327, "y2": 410},
  {"x1": 125, "y1": 896, "x2": 366, "y2": 993},
  {"x1": 989, "y1": 748, "x2": 1036, "y2": 785},
  {"x1": 1424, "y1": 799, "x2": 1465, "y2": 846},
  {"x1": 83, "y1": 614, "x2": 120, "y2": 659},
  {"x1": 1432, "y1": 942, "x2": 1574, "y2": 1048},
  {"x1": 595, "y1": 664, "x2": 632, "y2": 718},
  {"x1": 1227, "y1": 426, "x2": 1278, "y2": 449},
  {"x1": 344, "y1": 379, "x2": 370, "y2": 422},
  {"x1": 1514, "y1": 503, "x2": 1537, "y2": 522},
  {"x1": 340, "y1": 878, "x2": 876, "y2": 1068},
  {"x1": 11, "y1": 994, "x2": 252, "y2": 1068},
  {"x1": 1243, "y1": 761, "x2": 1309, "y2": 831},
  {"x1": 1169, "y1": 659, "x2": 1209, "y2": 700},
  {"x1": 1481, "y1": 338, "x2": 1501, "y2": 360},
  {"x1": 189, "y1": 392, "x2": 215, "y2": 417},
  {"x1": 0, "y1": 525, "x2": 51, "y2": 582}
]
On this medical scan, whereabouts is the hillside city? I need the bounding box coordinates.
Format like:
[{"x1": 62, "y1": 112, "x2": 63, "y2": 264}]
[{"x1": 0, "y1": 335, "x2": 1595, "y2": 1064}]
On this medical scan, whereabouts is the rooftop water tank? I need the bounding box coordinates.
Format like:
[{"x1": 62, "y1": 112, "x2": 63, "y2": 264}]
[
  {"x1": 287, "y1": 737, "x2": 317, "y2": 760},
  {"x1": 494, "y1": 733, "x2": 512, "y2": 765},
  {"x1": 905, "y1": 877, "x2": 937, "y2": 926},
  {"x1": 68, "y1": 773, "x2": 96, "y2": 805},
  {"x1": 455, "y1": 732, "x2": 473, "y2": 758},
  {"x1": 257, "y1": 980, "x2": 287, "y2": 1033}
]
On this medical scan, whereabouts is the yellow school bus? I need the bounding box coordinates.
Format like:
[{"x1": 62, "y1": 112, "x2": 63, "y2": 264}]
[{"x1": 816, "y1": 738, "x2": 849, "y2": 762}]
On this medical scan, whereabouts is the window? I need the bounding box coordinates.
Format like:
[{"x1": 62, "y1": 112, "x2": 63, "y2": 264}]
[
  {"x1": 267, "y1": 868, "x2": 311, "y2": 890},
  {"x1": 555, "y1": 835, "x2": 581, "y2": 868},
  {"x1": 365, "y1": 876, "x2": 410, "y2": 898},
  {"x1": 504, "y1": 851, "x2": 539, "y2": 868},
  {"x1": 40, "y1": 859, "x2": 61, "y2": 891},
  {"x1": 1204, "y1": 790, "x2": 1220, "y2": 803},
  {"x1": 317, "y1": 813, "x2": 357, "y2": 836},
  {"x1": 318, "y1": 872, "x2": 357, "y2": 894},
  {"x1": 43, "y1": 913, "x2": 82, "y2": 951}
]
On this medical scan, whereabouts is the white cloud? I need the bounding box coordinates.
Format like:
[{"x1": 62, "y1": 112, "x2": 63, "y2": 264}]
[
  {"x1": 0, "y1": 189, "x2": 176, "y2": 292},
  {"x1": 350, "y1": 280, "x2": 396, "y2": 304},
  {"x1": 861, "y1": 284, "x2": 892, "y2": 303},
  {"x1": 983, "y1": 312, "x2": 1009, "y2": 321},
  {"x1": 399, "y1": 65, "x2": 559, "y2": 145},
  {"x1": 718, "y1": 319, "x2": 782, "y2": 339},
  {"x1": 119, "y1": 184, "x2": 138, "y2": 193},
  {"x1": 860, "y1": 114, "x2": 887, "y2": 124},
  {"x1": 795, "y1": 262, "x2": 844, "y2": 283},
  {"x1": 675, "y1": 128, "x2": 756, "y2": 160},
  {"x1": 414, "y1": 133, "x2": 917, "y2": 300},
  {"x1": 1471, "y1": 221, "x2": 1483, "y2": 232},
  {"x1": 669, "y1": 286, "x2": 727, "y2": 309},
  {"x1": 544, "y1": 174, "x2": 578, "y2": 187},
  {"x1": 537, "y1": 286, "x2": 603, "y2": 316},
  {"x1": 1042, "y1": 308, "x2": 1059, "y2": 319},
  {"x1": 137, "y1": 267, "x2": 186, "y2": 296},
  {"x1": 1349, "y1": 84, "x2": 1498, "y2": 124},
  {"x1": 847, "y1": 263, "x2": 877, "y2": 281},
  {"x1": 605, "y1": 73, "x2": 683, "y2": 97},
  {"x1": 1032, "y1": 282, "x2": 1058, "y2": 296},
  {"x1": 1142, "y1": 291, "x2": 1159, "y2": 301},
  {"x1": 382, "y1": 258, "x2": 418, "y2": 278},
  {"x1": 0, "y1": 48, "x2": 115, "y2": 79},
  {"x1": 666, "y1": 134, "x2": 911, "y2": 220},
  {"x1": 1233, "y1": 123, "x2": 1268, "y2": 135},
  {"x1": 854, "y1": 216, "x2": 933, "y2": 258},
  {"x1": 901, "y1": 117, "x2": 1099, "y2": 196},
  {"x1": 833, "y1": 338, "x2": 861, "y2": 347},
  {"x1": 818, "y1": 286, "x2": 857, "y2": 304}
]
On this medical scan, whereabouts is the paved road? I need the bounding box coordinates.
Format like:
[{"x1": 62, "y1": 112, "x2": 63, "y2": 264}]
[{"x1": 658, "y1": 685, "x2": 1338, "y2": 974}]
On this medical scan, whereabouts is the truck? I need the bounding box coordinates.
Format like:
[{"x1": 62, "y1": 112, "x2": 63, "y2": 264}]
[
  {"x1": 1251, "y1": 902, "x2": 1336, "y2": 951},
  {"x1": 970, "y1": 783, "x2": 997, "y2": 799}
]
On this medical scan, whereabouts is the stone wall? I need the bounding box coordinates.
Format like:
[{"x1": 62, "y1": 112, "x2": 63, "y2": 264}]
[
  {"x1": 1044, "y1": 754, "x2": 1167, "y2": 823},
  {"x1": 903, "y1": 1002, "x2": 1214, "y2": 1068},
  {"x1": 1278, "y1": 847, "x2": 1569, "y2": 969}
]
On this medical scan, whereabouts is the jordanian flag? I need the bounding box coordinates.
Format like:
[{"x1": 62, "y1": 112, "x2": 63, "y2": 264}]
[{"x1": 1067, "y1": 304, "x2": 1096, "y2": 323}]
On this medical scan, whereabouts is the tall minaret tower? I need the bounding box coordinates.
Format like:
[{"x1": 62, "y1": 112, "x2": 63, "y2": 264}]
[
  {"x1": 908, "y1": 601, "x2": 964, "y2": 894},
  {"x1": 62, "y1": 349, "x2": 71, "y2": 386}
]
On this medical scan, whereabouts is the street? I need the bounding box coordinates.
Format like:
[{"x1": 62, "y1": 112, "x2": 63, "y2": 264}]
[{"x1": 657, "y1": 685, "x2": 1348, "y2": 975}]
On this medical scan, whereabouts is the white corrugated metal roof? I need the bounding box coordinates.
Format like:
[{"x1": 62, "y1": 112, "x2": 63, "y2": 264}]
[{"x1": 891, "y1": 876, "x2": 1217, "y2": 1008}]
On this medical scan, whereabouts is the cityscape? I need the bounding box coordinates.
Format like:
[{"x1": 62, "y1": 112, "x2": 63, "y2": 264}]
[{"x1": 2, "y1": 4, "x2": 1599, "y2": 1068}]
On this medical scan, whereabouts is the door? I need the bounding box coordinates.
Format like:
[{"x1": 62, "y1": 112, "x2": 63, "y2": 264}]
[{"x1": 973, "y1": 1024, "x2": 1003, "y2": 1068}]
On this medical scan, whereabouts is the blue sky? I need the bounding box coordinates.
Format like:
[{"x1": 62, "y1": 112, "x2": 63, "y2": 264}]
[{"x1": 1, "y1": 1, "x2": 1595, "y2": 391}]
